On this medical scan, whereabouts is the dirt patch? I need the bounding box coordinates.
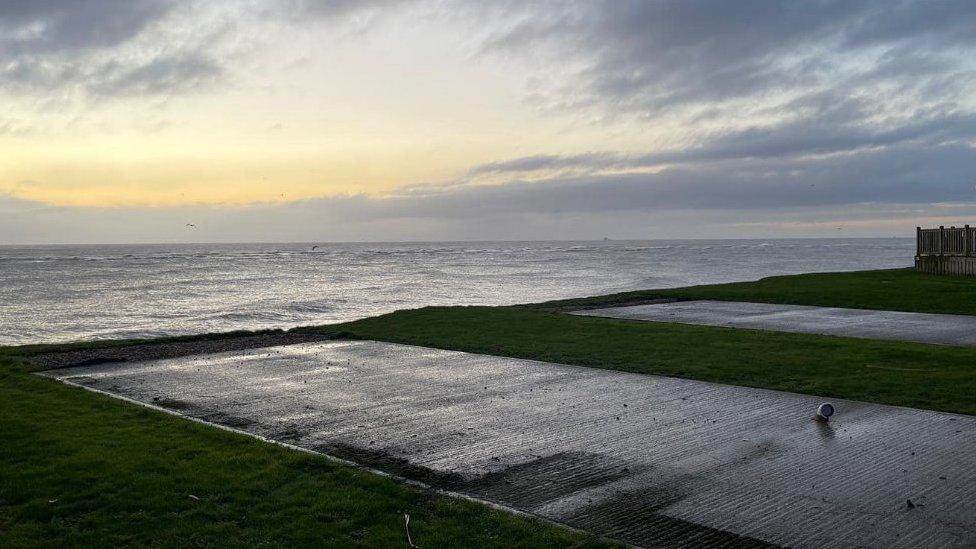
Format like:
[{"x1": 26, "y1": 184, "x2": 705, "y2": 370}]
[
  {"x1": 198, "y1": 411, "x2": 258, "y2": 429},
  {"x1": 316, "y1": 445, "x2": 637, "y2": 507},
  {"x1": 153, "y1": 398, "x2": 197, "y2": 412},
  {"x1": 316, "y1": 442, "x2": 467, "y2": 488},
  {"x1": 69, "y1": 356, "x2": 129, "y2": 368},
  {"x1": 568, "y1": 487, "x2": 777, "y2": 548},
  {"x1": 268, "y1": 427, "x2": 304, "y2": 442},
  {"x1": 464, "y1": 452, "x2": 639, "y2": 509},
  {"x1": 28, "y1": 332, "x2": 333, "y2": 371}
]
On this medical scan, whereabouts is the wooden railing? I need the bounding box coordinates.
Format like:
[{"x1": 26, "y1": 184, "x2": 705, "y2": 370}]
[{"x1": 917, "y1": 225, "x2": 975, "y2": 256}]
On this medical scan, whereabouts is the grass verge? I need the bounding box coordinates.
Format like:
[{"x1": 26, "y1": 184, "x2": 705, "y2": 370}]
[
  {"x1": 0, "y1": 352, "x2": 608, "y2": 548},
  {"x1": 532, "y1": 268, "x2": 976, "y2": 315},
  {"x1": 310, "y1": 306, "x2": 976, "y2": 415}
]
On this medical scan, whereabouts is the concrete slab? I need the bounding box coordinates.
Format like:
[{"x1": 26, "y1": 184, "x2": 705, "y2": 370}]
[
  {"x1": 43, "y1": 341, "x2": 976, "y2": 548},
  {"x1": 574, "y1": 300, "x2": 976, "y2": 346}
]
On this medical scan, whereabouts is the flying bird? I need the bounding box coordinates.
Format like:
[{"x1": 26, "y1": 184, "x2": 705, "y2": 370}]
[{"x1": 185, "y1": 223, "x2": 196, "y2": 228}]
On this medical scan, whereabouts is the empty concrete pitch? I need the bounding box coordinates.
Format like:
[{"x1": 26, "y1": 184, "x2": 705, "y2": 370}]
[
  {"x1": 44, "y1": 341, "x2": 975, "y2": 548},
  {"x1": 574, "y1": 300, "x2": 976, "y2": 347}
]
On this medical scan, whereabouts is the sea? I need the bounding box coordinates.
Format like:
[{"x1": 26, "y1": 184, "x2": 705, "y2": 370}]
[{"x1": 0, "y1": 239, "x2": 914, "y2": 346}]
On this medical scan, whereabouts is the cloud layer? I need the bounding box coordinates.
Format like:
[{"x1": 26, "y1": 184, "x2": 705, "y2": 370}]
[
  {"x1": 466, "y1": 0, "x2": 976, "y2": 221},
  {"x1": 2, "y1": 0, "x2": 975, "y2": 242},
  {"x1": 0, "y1": 1, "x2": 239, "y2": 98}
]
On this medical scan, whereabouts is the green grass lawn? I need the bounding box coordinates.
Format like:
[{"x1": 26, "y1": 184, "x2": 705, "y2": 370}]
[
  {"x1": 310, "y1": 305, "x2": 976, "y2": 415},
  {"x1": 0, "y1": 353, "x2": 609, "y2": 548},
  {"x1": 533, "y1": 268, "x2": 976, "y2": 315}
]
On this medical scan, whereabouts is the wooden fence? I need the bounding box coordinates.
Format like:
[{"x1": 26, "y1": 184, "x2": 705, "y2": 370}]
[
  {"x1": 916, "y1": 225, "x2": 976, "y2": 276},
  {"x1": 916, "y1": 225, "x2": 976, "y2": 256}
]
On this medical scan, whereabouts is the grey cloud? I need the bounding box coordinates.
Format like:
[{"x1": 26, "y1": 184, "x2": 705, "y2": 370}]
[
  {"x1": 411, "y1": 141, "x2": 976, "y2": 220},
  {"x1": 648, "y1": 105, "x2": 976, "y2": 165},
  {"x1": 471, "y1": 108, "x2": 976, "y2": 177},
  {"x1": 270, "y1": 139, "x2": 961, "y2": 214},
  {"x1": 840, "y1": 0, "x2": 976, "y2": 49},
  {"x1": 0, "y1": 116, "x2": 30, "y2": 135},
  {"x1": 483, "y1": 1, "x2": 976, "y2": 114},
  {"x1": 461, "y1": 1, "x2": 976, "y2": 219},
  {"x1": 0, "y1": 192, "x2": 45, "y2": 213},
  {"x1": 0, "y1": 0, "x2": 173, "y2": 54},
  {"x1": 87, "y1": 54, "x2": 224, "y2": 96},
  {"x1": 1, "y1": 51, "x2": 223, "y2": 97},
  {"x1": 0, "y1": 0, "x2": 423, "y2": 99},
  {"x1": 476, "y1": 0, "x2": 976, "y2": 180},
  {"x1": 468, "y1": 152, "x2": 621, "y2": 175},
  {"x1": 0, "y1": 0, "x2": 230, "y2": 98},
  {"x1": 283, "y1": 0, "x2": 416, "y2": 19}
]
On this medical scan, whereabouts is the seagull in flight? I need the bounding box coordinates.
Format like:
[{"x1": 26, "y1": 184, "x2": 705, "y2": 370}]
[{"x1": 185, "y1": 223, "x2": 196, "y2": 228}]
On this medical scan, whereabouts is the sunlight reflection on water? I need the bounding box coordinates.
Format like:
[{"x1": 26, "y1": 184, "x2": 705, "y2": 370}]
[{"x1": 0, "y1": 239, "x2": 913, "y2": 345}]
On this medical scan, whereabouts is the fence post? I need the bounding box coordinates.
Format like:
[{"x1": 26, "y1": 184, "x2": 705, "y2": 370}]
[
  {"x1": 916, "y1": 226, "x2": 921, "y2": 256},
  {"x1": 967, "y1": 225, "x2": 972, "y2": 257},
  {"x1": 940, "y1": 225, "x2": 945, "y2": 256}
]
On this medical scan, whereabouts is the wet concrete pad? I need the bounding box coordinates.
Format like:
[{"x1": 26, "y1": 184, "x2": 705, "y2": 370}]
[
  {"x1": 574, "y1": 300, "x2": 976, "y2": 346},
  {"x1": 43, "y1": 341, "x2": 976, "y2": 548}
]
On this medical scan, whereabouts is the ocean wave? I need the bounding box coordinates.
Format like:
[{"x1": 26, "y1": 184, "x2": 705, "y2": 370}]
[
  {"x1": 196, "y1": 310, "x2": 295, "y2": 323},
  {"x1": 286, "y1": 300, "x2": 335, "y2": 313}
]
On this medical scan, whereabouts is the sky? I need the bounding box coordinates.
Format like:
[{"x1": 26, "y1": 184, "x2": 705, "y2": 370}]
[{"x1": 2, "y1": 0, "x2": 976, "y2": 243}]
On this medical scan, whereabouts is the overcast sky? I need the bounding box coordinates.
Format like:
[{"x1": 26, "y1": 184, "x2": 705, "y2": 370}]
[{"x1": 2, "y1": 0, "x2": 975, "y2": 243}]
